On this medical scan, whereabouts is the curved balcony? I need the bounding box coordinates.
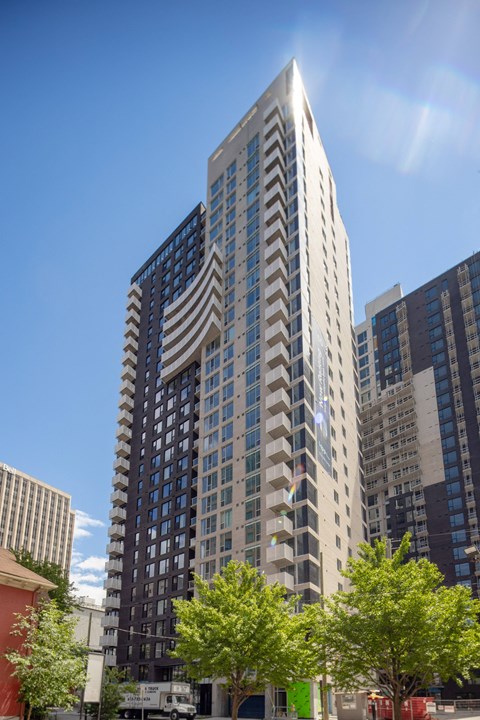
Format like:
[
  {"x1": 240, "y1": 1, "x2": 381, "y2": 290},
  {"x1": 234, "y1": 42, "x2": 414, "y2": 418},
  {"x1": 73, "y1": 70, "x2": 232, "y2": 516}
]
[{"x1": 161, "y1": 246, "x2": 223, "y2": 382}]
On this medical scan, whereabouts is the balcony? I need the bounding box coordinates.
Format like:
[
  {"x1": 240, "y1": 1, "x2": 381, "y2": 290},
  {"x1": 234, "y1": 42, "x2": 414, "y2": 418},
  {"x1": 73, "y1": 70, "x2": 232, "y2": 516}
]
[
  {"x1": 265, "y1": 299, "x2": 288, "y2": 326},
  {"x1": 109, "y1": 506, "x2": 127, "y2": 523},
  {"x1": 117, "y1": 408, "x2": 133, "y2": 428},
  {"x1": 265, "y1": 260, "x2": 288, "y2": 286},
  {"x1": 264, "y1": 218, "x2": 287, "y2": 245},
  {"x1": 265, "y1": 237, "x2": 287, "y2": 265},
  {"x1": 264, "y1": 113, "x2": 284, "y2": 141},
  {"x1": 265, "y1": 276, "x2": 288, "y2": 305},
  {"x1": 108, "y1": 523, "x2": 125, "y2": 539},
  {"x1": 105, "y1": 559, "x2": 123, "y2": 574},
  {"x1": 266, "y1": 366, "x2": 289, "y2": 392},
  {"x1": 107, "y1": 541, "x2": 124, "y2": 557},
  {"x1": 265, "y1": 343, "x2": 289, "y2": 369},
  {"x1": 118, "y1": 394, "x2": 134, "y2": 412},
  {"x1": 120, "y1": 364, "x2": 136, "y2": 383},
  {"x1": 114, "y1": 441, "x2": 131, "y2": 459},
  {"x1": 112, "y1": 473, "x2": 128, "y2": 491},
  {"x1": 123, "y1": 336, "x2": 138, "y2": 354},
  {"x1": 266, "y1": 487, "x2": 293, "y2": 513},
  {"x1": 104, "y1": 654, "x2": 117, "y2": 666},
  {"x1": 121, "y1": 350, "x2": 137, "y2": 369},
  {"x1": 113, "y1": 457, "x2": 130, "y2": 475},
  {"x1": 103, "y1": 595, "x2": 121, "y2": 610},
  {"x1": 104, "y1": 577, "x2": 122, "y2": 592},
  {"x1": 119, "y1": 379, "x2": 135, "y2": 398},
  {"x1": 266, "y1": 388, "x2": 290, "y2": 414},
  {"x1": 101, "y1": 615, "x2": 119, "y2": 628},
  {"x1": 265, "y1": 320, "x2": 289, "y2": 347},
  {"x1": 128, "y1": 282, "x2": 142, "y2": 301},
  {"x1": 266, "y1": 463, "x2": 291, "y2": 490},
  {"x1": 266, "y1": 412, "x2": 291, "y2": 439},
  {"x1": 110, "y1": 489, "x2": 128, "y2": 506},
  {"x1": 264, "y1": 200, "x2": 286, "y2": 227},
  {"x1": 266, "y1": 437, "x2": 291, "y2": 464},
  {"x1": 266, "y1": 514, "x2": 293, "y2": 539},
  {"x1": 125, "y1": 306, "x2": 141, "y2": 327},
  {"x1": 126, "y1": 294, "x2": 141, "y2": 313},
  {"x1": 116, "y1": 425, "x2": 132, "y2": 443},
  {"x1": 264, "y1": 146, "x2": 285, "y2": 175},
  {"x1": 100, "y1": 633, "x2": 118, "y2": 648},
  {"x1": 264, "y1": 165, "x2": 285, "y2": 193},
  {"x1": 267, "y1": 571, "x2": 295, "y2": 592},
  {"x1": 264, "y1": 181, "x2": 286, "y2": 209},
  {"x1": 264, "y1": 129, "x2": 284, "y2": 157},
  {"x1": 124, "y1": 319, "x2": 139, "y2": 339},
  {"x1": 267, "y1": 543, "x2": 294, "y2": 567}
]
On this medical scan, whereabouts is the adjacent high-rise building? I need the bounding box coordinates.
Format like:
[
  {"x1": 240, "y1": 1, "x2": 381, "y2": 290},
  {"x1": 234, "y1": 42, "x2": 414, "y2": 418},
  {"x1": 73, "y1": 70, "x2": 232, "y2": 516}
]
[
  {"x1": 0, "y1": 461, "x2": 75, "y2": 570},
  {"x1": 103, "y1": 60, "x2": 367, "y2": 714},
  {"x1": 357, "y1": 253, "x2": 480, "y2": 593}
]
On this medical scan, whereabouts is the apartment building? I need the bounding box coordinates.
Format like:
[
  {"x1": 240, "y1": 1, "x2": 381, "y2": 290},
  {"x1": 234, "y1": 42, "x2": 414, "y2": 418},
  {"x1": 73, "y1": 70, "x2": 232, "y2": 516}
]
[
  {"x1": 357, "y1": 253, "x2": 480, "y2": 592},
  {"x1": 0, "y1": 461, "x2": 75, "y2": 570},
  {"x1": 103, "y1": 60, "x2": 367, "y2": 714}
]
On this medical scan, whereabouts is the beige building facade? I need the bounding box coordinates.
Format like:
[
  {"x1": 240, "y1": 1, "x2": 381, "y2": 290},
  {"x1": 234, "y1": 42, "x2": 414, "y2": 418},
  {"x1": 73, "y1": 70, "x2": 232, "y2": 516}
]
[
  {"x1": 0, "y1": 461, "x2": 75, "y2": 570},
  {"x1": 162, "y1": 60, "x2": 367, "y2": 602}
]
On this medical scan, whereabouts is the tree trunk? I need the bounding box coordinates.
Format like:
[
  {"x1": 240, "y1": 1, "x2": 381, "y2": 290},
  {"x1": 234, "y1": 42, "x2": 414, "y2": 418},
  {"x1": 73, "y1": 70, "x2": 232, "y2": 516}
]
[
  {"x1": 26, "y1": 706, "x2": 32, "y2": 720},
  {"x1": 392, "y1": 690, "x2": 403, "y2": 720},
  {"x1": 231, "y1": 690, "x2": 241, "y2": 720}
]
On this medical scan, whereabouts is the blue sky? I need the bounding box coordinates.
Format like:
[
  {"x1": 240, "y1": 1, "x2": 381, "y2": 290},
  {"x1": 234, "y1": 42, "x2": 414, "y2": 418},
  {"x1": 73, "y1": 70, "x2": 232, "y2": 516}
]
[{"x1": 1, "y1": 0, "x2": 479, "y2": 602}]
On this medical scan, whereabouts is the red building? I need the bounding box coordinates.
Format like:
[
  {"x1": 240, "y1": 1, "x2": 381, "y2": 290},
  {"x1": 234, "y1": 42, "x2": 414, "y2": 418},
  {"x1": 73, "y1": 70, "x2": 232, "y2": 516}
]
[{"x1": 0, "y1": 548, "x2": 56, "y2": 720}]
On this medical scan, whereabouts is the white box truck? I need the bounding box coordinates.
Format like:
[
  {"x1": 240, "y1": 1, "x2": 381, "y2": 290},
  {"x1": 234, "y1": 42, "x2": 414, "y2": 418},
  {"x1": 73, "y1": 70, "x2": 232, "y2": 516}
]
[{"x1": 120, "y1": 682, "x2": 196, "y2": 720}]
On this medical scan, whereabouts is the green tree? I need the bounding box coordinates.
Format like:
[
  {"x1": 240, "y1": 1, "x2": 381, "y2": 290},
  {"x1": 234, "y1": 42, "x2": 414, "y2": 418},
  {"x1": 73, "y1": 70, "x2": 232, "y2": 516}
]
[
  {"x1": 12, "y1": 548, "x2": 78, "y2": 614},
  {"x1": 4, "y1": 600, "x2": 87, "y2": 720},
  {"x1": 311, "y1": 534, "x2": 480, "y2": 720},
  {"x1": 172, "y1": 561, "x2": 317, "y2": 720},
  {"x1": 93, "y1": 667, "x2": 137, "y2": 720}
]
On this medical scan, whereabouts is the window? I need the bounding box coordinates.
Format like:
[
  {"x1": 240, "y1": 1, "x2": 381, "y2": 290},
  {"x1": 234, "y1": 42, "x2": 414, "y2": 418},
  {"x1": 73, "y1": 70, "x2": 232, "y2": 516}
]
[
  {"x1": 245, "y1": 546, "x2": 261, "y2": 567},
  {"x1": 245, "y1": 521, "x2": 261, "y2": 544},
  {"x1": 245, "y1": 497, "x2": 261, "y2": 521}
]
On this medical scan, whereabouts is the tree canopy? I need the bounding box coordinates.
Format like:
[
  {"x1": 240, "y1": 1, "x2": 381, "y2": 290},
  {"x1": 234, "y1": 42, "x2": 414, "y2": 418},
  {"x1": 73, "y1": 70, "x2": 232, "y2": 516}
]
[
  {"x1": 172, "y1": 561, "x2": 317, "y2": 720},
  {"x1": 310, "y1": 534, "x2": 480, "y2": 720},
  {"x1": 12, "y1": 548, "x2": 78, "y2": 613},
  {"x1": 4, "y1": 600, "x2": 87, "y2": 720}
]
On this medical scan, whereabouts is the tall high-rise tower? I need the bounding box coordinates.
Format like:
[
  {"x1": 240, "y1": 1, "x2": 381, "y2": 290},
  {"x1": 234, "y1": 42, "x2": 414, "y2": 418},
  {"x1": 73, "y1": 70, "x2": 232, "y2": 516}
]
[
  {"x1": 103, "y1": 61, "x2": 367, "y2": 711},
  {"x1": 357, "y1": 253, "x2": 480, "y2": 597},
  {"x1": 0, "y1": 460, "x2": 75, "y2": 570}
]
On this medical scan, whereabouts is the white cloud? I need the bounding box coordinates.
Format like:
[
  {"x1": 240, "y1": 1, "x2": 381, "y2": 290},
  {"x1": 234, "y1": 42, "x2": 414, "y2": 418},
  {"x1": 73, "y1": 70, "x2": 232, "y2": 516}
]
[
  {"x1": 71, "y1": 571, "x2": 104, "y2": 585},
  {"x1": 76, "y1": 556, "x2": 106, "y2": 572},
  {"x1": 73, "y1": 509, "x2": 105, "y2": 540}
]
